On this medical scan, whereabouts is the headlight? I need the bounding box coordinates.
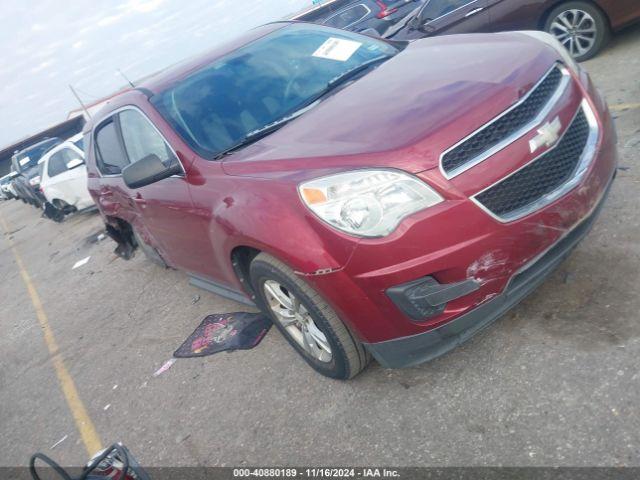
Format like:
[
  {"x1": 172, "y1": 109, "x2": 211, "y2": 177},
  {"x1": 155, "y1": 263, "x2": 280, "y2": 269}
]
[
  {"x1": 298, "y1": 170, "x2": 443, "y2": 237},
  {"x1": 29, "y1": 176, "x2": 41, "y2": 186},
  {"x1": 518, "y1": 30, "x2": 581, "y2": 73}
]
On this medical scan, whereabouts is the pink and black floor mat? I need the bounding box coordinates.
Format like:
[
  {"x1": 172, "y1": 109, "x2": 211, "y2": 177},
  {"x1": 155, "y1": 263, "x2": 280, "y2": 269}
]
[{"x1": 174, "y1": 312, "x2": 272, "y2": 358}]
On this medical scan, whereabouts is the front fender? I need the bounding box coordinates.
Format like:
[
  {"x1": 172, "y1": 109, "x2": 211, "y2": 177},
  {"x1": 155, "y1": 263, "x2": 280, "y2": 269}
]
[{"x1": 192, "y1": 173, "x2": 361, "y2": 290}]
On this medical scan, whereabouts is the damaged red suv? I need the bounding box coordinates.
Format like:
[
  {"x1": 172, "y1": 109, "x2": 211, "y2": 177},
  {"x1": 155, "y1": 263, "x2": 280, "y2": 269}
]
[{"x1": 86, "y1": 22, "x2": 617, "y2": 379}]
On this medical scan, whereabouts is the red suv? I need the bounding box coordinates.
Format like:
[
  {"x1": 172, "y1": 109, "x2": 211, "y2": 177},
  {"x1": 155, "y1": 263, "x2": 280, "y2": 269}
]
[{"x1": 86, "y1": 23, "x2": 617, "y2": 379}]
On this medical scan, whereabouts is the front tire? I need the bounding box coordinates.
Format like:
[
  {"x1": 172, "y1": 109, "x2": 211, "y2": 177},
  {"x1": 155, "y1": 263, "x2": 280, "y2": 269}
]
[
  {"x1": 544, "y1": 1, "x2": 610, "y2": 62},
  {"x1": 250, "y1": 253, "x2": 370, "y2": 379}
]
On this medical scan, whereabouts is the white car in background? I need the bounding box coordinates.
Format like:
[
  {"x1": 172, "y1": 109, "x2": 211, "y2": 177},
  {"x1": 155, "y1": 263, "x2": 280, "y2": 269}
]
[
  {"x1": 38, "y1": 133, "x2": 94, "y2": 214},
  {"x1": 1, "y1": 172, "x2": 19, "y2": 200}
]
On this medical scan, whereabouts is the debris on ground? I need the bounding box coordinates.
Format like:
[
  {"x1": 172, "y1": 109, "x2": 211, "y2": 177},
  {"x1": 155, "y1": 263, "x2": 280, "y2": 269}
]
[
  {"x1": 153, "y1": 358, "x2": 177, "y2": 377},
  {"x1": 191, "y1": 294, "x2": 201, "y2": 304},
  {"x1": 174, "y1": 312, "x2": 271, "y2": 358},
  {"x1": 50, "y1": 435, "x2": 68, "y2": 450},
  {"x1": 72, "y1": 256, "x2": 91, "y2": 270}
]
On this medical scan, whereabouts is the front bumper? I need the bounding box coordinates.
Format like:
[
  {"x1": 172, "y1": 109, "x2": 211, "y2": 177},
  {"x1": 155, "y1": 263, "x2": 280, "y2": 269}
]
[{"x1": 364, "y1": 172, "x2": 615, "y2": 368}]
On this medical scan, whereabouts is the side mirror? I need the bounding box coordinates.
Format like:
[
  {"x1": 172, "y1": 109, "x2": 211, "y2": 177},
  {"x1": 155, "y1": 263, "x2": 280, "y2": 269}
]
[
  {"x1": 359, "y1": 28, "x2": 381, "y2": 38},
  {"x1": 408, "y1": 15, "x2": 423, "y2": 29},
  {"x1": 410, "y1": 14, "x2": 434, "y2": 30},
  {"x1": 122, "y1": 154, "x2": 182, "y2": 189},
  {"x1": 66, "y1": 158, "x2": 84, "y2": 169}
]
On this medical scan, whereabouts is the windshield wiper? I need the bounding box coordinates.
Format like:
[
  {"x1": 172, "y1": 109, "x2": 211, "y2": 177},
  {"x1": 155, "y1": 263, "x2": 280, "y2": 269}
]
[
  {"x1": 326, "y1": 55, "x2": 390, "y2": 90},
  {"x1": 213, "y1": 55, "x2": 391, "y2": 160},
  {"x1": 212, "y1": 101, "x2": 320, "y2": 160}
]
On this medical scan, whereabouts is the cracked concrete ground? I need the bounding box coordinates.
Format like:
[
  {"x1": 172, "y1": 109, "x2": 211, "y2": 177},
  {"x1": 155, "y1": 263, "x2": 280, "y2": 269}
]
[{"x1": 1, "y1": 24, "x2": 639, "y2": 468}]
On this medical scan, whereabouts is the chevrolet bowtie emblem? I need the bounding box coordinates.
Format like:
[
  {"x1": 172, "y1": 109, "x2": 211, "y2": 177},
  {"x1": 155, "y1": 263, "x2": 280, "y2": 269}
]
[{"x1": 529, "y1": 117, "x2": 562, "y2": 154}]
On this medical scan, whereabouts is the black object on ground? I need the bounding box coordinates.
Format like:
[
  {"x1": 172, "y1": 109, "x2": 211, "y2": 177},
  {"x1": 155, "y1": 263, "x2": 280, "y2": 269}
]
[
  {"x1": 174, "y1": 312, "x2": 271, "y2": 358},
  {"x1": 30, "y1": 443, "x2": 150, "y2": 480},
  {"x1": 43, "y1": 202, "x2": 65, "y2": 223}
]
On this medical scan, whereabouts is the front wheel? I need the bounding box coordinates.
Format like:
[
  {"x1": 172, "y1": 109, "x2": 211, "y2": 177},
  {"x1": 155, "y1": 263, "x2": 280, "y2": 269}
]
[
  {"x1": 544, "y1": 1, "x2": 610, "y2": 62},
  {"x1": 250, "y1": 253, "x2": 370, "y2": 379}
]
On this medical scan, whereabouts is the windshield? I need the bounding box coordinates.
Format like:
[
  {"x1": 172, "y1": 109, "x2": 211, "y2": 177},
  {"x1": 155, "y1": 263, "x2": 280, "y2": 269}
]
[
  {"x1": 151, "y1": 24, "x2": 398, "y2": 158},
  {"x1": 13, "y1": 138, "x2": 60, "y2": 172}
]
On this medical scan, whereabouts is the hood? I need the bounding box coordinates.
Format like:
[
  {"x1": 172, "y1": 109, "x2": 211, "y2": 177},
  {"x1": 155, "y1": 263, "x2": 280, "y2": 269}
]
[{"x1": 223, "y1": 32, "x2": 560, "y2": 178}]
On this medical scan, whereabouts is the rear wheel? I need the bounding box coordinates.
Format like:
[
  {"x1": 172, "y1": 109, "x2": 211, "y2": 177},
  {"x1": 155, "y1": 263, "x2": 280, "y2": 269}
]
[
  {"x1": 249, "y1": 253, "x2": 370, "y2": 379},
  {"x1": 544, "y1": 1, "x2": 610, "y2": 62},
  {"x1": 44, "y1": 202, "x2": 65, "y2": 223},
  {"x1": 52, "y1": 199, "x2": 77, "y2": 215}
]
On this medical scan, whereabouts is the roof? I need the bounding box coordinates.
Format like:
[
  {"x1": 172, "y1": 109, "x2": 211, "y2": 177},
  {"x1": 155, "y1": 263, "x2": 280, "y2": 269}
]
[
  {"x1": 66, "y1": 89, "x2": 131, "y2": 119},
  {"x1": 138, "y1": 22, "x2": 287, "y2": 95},
  {"x1": 288, "y1": 0, "x2": 356, "y2": 21},
  {"x1": 38, "y1": 137, "x2": 84, "y2": 165}
]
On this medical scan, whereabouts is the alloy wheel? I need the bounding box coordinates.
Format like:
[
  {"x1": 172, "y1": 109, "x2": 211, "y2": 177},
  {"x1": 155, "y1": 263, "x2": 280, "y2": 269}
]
[
  {"x1": 262, "y1": 280, "x2": 333, "y2": 363},
  {"x1": 549, "y1": 9, "x2": 597, "y2": 58}
]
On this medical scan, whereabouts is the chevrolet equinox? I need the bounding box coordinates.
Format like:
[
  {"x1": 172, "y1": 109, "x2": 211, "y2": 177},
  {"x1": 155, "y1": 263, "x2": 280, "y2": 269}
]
[{"x1": 86, "y1": 22, "x2": 617, "y2": 379}]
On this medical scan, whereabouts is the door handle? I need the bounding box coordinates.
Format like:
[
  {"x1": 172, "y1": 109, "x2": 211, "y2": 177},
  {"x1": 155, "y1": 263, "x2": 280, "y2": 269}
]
[
  {"x1": 465, "y1": 7, "x2": 484, "y2": 17},
  {"x1": 133, "y1": 193, "x2": 147, "y2": 207}
]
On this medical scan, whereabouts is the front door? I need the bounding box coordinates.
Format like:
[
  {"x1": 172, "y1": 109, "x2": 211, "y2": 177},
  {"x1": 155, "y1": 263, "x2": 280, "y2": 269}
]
[
  {"x1": 93, "y1": 108, "x2": 213, "y2": 276},
  {"x1": 46, "y1": 146, "x2": 89, "y2": 206},
  {"x1": 116, "y1": 108, "x2": 213, "y2": 275},
  {"x1": 391, "y1": 0, "x2": 491, "y2": 40},
  {"x1": 420, "y1": 0, "x2": 491, "y2": 36}
]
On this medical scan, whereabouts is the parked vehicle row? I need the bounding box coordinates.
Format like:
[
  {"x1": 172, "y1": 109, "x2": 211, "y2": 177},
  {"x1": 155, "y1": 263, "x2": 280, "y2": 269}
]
[
  {"x1": 10, "y1": 138, "x2": 61, "y2": 208},
  {"x1": 38, "y1": 134, "x2": 95, "y2": 215},
  {"x1": 0, "y1": 172, "x2": 19, "y2": 200},
  {"x1": 292, "y1": 0, "x2": 423, "y2": 35},
  {"x1": 3, "y1": 134, "x2": 95, "y2": 221},
  {"x1": 84, "y1": 21, "x2": 617, "y2": 379},
  {"x1": 294, "y1": 0, "x2": 640, "y2": 61}
]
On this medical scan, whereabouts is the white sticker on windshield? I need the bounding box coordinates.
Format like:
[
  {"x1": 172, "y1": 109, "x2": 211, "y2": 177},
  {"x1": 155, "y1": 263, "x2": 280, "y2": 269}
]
[
  {"x1": 19, "y1": 157, "x2": 30, "y2": 166},
  {"x1": 313, "y1": 37, "x2": 362, "y2": 62}
]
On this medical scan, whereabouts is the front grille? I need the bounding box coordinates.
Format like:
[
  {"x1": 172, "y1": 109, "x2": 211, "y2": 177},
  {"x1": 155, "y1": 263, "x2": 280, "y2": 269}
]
[
  {"x1": 442, "y1": 66, "x2": 564, "y2": 176},
  {"x1": 475, "y1": 107, "x2": 590, "y2": 220}
]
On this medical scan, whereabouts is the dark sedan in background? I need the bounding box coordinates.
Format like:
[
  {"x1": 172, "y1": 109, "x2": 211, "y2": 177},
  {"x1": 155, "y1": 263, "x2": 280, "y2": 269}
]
[
  {"x1": 11, "y1": 137, "x2": 62, "y2": 208},
  {"x1": 291, "y1": 0, "x2": 424, "y2": 34},
  {"x1": 300, "y1": 0, "x2": 640, "y2": 61}
]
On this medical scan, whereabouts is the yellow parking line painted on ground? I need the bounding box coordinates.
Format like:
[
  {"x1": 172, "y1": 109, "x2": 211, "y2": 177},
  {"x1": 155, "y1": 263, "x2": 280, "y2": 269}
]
[
  {"x1": 0, "y1": 213, "x2": 102, "y2": 456},
  {"x1": 610, "y1": 103, "x2": 640, "y2": 112}
]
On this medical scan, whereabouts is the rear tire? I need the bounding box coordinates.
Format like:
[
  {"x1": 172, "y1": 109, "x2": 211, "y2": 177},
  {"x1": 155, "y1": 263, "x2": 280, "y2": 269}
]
[
  {"x1": 44, "y1": 202, "x2": 65, "y2": 223},
  {"x1": 249, "y1": 253, "x2": 370, "y2": 379},
  {"x1": 52, "y1": 199, "x2": 76, "y2": 215},
  {"x1": 544, "y1": 1, "x2": 610, "y2": 62}
]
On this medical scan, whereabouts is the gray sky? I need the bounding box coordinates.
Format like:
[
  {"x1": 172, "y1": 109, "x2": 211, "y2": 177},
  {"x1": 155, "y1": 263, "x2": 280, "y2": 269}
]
[{"x1": 0, "y1": 0, "x2": 313, "y2": 147}]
